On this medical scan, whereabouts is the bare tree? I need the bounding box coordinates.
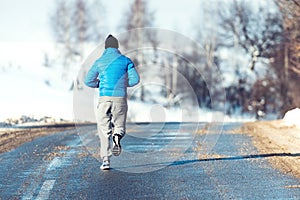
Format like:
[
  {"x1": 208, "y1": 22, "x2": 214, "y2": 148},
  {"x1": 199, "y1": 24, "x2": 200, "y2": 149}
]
[
  {"x1": 72, "y1": 0, "x2": 89, "y2": 60},
  {"x1": 217, "y1": 0, "x2": 284, "y2": 117},
  {"x1": 51, "y1": 0, "x2": 73, "y2": 79},
  {"x1": 120, "y1": 0, "x2": 157, "y2": 101},
  {"x1": 276, "y1": 0, "x2": 300, "y2": 76},
  {"x1": 188, "y1": 1, "x2": 225, "y2": 109},
  {"x1": 160, "y1": 51, "x2": 181, "y2": 107},
  {"x1": 50, "y1": 0, "x2": 105, "y2": 88},
  {"x1": 219, "y1": 0, "x2": 282, "y2": 71}
]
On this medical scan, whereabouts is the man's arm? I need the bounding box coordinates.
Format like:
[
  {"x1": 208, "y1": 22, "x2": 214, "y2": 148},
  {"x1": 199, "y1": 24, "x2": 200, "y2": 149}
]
[
  {"x1": 127, "y1": 61, "x2": 140, "y2": 87},
  {"x1": 84, "y1": 62, "x2": 100, "y2": 88}
]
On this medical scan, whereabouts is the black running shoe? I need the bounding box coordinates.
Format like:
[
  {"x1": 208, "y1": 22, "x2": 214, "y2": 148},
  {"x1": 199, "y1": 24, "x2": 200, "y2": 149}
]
[{"x1": 112, "y1": 134, "x2": 122, "y2": 156}]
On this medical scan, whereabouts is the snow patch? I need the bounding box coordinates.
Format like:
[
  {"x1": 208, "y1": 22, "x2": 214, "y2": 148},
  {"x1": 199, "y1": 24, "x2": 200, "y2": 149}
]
[
  {"x1": 127, "y1": 100, "x2": 255, "y2": 123},
  {"x1": 283, "y1": 108, "x2": 300, "y2": 129},
  {"x1": 0, "y1": 65, "x2": 73, "y2": 122}
]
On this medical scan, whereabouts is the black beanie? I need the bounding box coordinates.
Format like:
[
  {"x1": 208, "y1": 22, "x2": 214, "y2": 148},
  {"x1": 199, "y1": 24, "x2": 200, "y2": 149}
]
[{"x1": 105, "y1": 34, "x2": 119, "y2": 49}]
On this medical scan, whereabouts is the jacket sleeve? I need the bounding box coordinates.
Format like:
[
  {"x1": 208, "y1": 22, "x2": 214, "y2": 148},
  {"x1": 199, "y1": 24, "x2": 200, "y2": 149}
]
[
  {"x1": 127, "y1": 60, "x2": 140, "y2": 87},
  {"x1": 84, "y1": 62, "x2": 99, "y2": 88}
]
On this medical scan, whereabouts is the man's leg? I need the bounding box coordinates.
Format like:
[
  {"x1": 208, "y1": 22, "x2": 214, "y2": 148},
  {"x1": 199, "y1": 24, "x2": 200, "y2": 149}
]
[
  {"x1": 111, "y1": 99, "x2": 127, "y2": 156},
  {"x1": 96, "y1": 101, "x2": 113, "y2": 161},
  {"x1": 112, "y1": 100, "x2": 128, "y2": 137}
]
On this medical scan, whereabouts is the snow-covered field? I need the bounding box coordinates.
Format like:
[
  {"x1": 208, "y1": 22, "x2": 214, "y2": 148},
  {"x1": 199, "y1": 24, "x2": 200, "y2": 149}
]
[{"x1": 0, "y1": 64, "x2": 73, "y2": 123}]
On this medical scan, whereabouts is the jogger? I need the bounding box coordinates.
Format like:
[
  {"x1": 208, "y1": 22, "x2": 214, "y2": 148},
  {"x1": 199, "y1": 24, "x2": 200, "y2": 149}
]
[{"x1": 84, "y1": 34, "x2": 140, "y2": 170}]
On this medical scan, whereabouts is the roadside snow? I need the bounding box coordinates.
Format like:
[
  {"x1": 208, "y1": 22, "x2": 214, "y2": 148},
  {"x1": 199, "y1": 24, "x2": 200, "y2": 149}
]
[
  {"x1": 127, "y1": 100, "x2": 255, "y2": 123},
  {"x1": 0, "y1": 66, "x2": 73, "y2": 122},
  {"x1": 283, "y1": 108, "x2": 300, "y2": 129},
  {"x1": 2, "y1": 115, "x2": 70, "y2": 127}
]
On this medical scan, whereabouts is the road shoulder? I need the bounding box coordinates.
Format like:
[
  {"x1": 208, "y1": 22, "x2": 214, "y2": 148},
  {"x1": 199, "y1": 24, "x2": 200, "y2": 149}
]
[
  {"x1": 0, "y1": 126, "x2": 75, "y2": 154},
  {"x1": 241, "y1": 120, "x2": 300, "y2": 179}
]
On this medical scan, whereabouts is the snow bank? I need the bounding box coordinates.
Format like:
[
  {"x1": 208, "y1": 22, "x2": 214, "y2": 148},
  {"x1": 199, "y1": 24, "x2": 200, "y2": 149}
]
[
  {"x1": 127, "y1": 100, "x2": 255, "y2": 123},
  {"x1": 0, "y1": 65, "x2": 73, "y2": 122},
  {"x1": 283, "y1": 108, "x2": 300, "y2": 129}
]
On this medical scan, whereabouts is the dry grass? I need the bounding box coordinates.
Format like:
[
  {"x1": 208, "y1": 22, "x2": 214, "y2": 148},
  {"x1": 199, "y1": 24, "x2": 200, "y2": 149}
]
[{"x1": 0, "y1": 127, "x2": 74, "y2": 154}]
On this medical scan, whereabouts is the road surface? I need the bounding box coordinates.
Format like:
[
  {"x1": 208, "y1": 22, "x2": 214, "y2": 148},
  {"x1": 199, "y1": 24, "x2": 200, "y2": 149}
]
[{"x1": 0, "y1": 123, "x2": 299, "y2": 199}]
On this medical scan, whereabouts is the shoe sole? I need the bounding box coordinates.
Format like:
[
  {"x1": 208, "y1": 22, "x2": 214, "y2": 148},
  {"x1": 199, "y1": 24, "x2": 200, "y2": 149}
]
[
  {"x1": 100, "y1": 165, "x2": 110, "y2": 170},
  {"x1": 112, "y1": 136, "x2": 121, "y2": 156},
  {"x1": 112, "y1": 145, "x2": 121, "y2": 156}
]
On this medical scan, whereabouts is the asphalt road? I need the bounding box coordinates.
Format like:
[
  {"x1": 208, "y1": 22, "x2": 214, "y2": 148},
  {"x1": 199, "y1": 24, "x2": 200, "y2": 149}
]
[{"x1": 0, "y1": 123, "x2": 299, "y2": 199}]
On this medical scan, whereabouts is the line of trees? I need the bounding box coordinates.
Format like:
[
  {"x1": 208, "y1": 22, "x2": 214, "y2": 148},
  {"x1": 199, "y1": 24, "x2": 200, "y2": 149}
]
[
  {"x1": 217, "y1": 0, "x2": 284, "y2": 118},
  {"x1": 274, "y1": 0, "x2": 300, "y2": 114}
]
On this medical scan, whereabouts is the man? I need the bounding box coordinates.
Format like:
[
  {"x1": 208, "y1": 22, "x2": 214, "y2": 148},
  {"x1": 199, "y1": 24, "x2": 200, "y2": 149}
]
[{"x1": 84, "y1": 34, "x2": 140, "y2": 170}]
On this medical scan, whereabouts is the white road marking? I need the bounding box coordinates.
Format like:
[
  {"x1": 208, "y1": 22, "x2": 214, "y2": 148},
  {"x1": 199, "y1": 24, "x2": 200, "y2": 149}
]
[
  {"x1": 21, "y1": 134, "x2": 83, "y2": 199},
  {"x1": 35, "y1": 180, "x2": 56, "y2": 200},
  {"x1": 47, "y1": 157, "x2": 62, "y2": 171},
  {"x1": 21, "y1": 165, "x2": 45, "y2": 200}
]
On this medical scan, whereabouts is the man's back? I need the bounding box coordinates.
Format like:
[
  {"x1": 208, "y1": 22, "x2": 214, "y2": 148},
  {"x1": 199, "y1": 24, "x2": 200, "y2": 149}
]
[{"x1": 84, "y1": 48, "x2": 139, "y2": 97}]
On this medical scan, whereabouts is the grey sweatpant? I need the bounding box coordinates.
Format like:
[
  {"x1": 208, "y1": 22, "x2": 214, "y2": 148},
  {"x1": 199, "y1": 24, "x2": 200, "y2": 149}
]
[{"x1": 96, "y1": 96, "x2": 127, "y2": 159}]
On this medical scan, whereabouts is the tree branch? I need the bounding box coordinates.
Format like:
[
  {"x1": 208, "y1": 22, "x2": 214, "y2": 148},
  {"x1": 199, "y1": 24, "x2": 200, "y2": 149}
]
[
  {"x1": 290, "y1": 66, "x2": 300, "y2": 76},
  {"x1": 292, "y1": 0, "x2": 300, "y2": 7}
]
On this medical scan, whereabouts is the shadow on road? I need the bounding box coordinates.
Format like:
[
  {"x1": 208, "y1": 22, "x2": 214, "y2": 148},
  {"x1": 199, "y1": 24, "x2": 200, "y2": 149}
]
[
  {"x1": 117, "y1": 152, "x2": 300, "y2": 170},
  {"x1": 171, "y1": 152, "x2": 300, "y2": 165}
]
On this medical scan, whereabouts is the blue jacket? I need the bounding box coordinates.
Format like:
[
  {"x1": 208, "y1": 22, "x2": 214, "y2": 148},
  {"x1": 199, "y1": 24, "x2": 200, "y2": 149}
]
[{"x1": 84, "y1": 48, "x2": 140, "y2": 97}]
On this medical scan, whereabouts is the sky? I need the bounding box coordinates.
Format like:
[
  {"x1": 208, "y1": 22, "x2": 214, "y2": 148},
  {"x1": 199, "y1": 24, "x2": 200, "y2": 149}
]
[{"x1": 0, "y1": 0, "x2": 54, "y2": 42}]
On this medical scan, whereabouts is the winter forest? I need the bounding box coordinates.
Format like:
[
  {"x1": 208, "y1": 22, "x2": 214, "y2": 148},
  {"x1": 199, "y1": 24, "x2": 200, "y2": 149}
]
[{"x1": 42, "y1": 0, "x2": 300, "y2": 121}]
